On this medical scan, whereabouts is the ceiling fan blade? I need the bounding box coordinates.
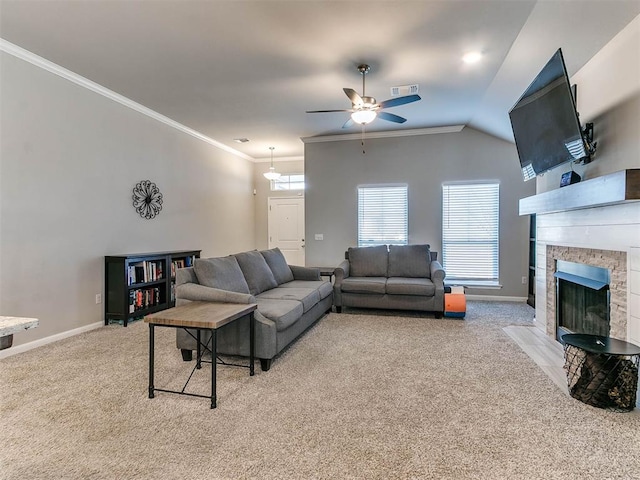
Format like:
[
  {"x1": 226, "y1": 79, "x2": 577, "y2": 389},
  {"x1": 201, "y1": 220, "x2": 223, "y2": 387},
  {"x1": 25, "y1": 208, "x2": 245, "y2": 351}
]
[
  {"x1": 344, "y1": 88, "x2": 363, "y2": 106},
  {"x1": 342, "y1": 117, "x2": 355, "y2": 129},
  {"x1": 378, "y1": 94, "x2": 421, "y2": 109},
  {"x1": 306, "y1": 109, "x2": 353, "y2": 113},
  {"x1": 378, "y1": 111, "x2": 407, "y2": 124}
]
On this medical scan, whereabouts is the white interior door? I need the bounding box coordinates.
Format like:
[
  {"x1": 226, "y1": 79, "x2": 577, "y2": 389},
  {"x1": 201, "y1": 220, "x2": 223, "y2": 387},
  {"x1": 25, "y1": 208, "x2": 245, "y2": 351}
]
[{"x1": 268, "y1": 197, "x2": 305, "y2": 265}]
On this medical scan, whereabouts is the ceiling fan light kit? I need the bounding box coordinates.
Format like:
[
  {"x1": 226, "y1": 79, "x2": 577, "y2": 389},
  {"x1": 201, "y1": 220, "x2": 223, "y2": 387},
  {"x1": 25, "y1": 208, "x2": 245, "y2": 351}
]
[
  {"x1": 306, "y1": 63, "x2": 421, "y2": 128},
  {"x1": 351, "y1": 109, "x2": 377, "y2": 125},
  {"x1": 263, "y1": 146, "x2": 281, "y2": 181}
]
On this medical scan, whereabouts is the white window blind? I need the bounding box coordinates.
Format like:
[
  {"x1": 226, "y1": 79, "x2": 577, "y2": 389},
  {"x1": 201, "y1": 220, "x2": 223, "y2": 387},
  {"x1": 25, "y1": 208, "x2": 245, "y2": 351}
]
[
  {"x1": 442, "y1": 183, "x2": 499, "y2": 282},
  {"x1": 358, "y1": 185, "x2": 408, "y2": 247}
]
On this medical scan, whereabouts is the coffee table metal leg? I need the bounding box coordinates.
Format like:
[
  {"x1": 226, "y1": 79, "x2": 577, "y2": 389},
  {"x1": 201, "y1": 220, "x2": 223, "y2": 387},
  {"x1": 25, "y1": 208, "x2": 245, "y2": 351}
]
[
  {"x1": 211, "y1": 328, "x2": 217, "y2": 409},
  {"x1": 250, "y1": 312, "x2": 255, "y2": 376},
  {"x1": 148, "y1": 324, "x2": 155, "y2": 399},
  {"x1": 196, "y1": 329, "x2": 202, "y2": 369}
]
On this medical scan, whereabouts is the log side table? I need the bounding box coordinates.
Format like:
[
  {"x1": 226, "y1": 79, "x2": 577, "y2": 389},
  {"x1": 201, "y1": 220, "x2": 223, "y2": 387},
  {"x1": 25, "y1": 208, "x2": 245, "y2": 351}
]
[
  {"x1": 562, "y1": 333, "x2": 640, "y2": 412},
  {"x1": 145, "y1": 301, "x2": 257, "y2": 409}
]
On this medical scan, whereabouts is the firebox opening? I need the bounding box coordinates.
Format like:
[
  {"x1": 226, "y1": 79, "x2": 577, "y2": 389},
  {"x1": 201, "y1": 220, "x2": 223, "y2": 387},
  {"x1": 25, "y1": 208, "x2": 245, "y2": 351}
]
[{"x1": 555, "y1": 260, "x2": 610, "y2": 342}]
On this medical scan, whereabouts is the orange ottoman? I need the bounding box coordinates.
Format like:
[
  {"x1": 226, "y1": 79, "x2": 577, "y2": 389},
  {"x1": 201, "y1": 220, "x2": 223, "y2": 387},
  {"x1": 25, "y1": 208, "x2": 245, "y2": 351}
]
[{"x1": 444, "y1": 287, "x2": 466, "y2": 318}]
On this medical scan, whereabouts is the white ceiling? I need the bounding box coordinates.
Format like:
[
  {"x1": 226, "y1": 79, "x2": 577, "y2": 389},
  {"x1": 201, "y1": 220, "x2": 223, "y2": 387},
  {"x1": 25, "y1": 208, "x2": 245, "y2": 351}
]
[{"x1": 1, "y1": 1, "x2": 638, "y2": 161}]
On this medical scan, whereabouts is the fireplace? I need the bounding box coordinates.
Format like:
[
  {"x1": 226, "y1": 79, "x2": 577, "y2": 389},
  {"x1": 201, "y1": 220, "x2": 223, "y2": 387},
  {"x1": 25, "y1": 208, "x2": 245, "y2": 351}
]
[
  {"x1": 546, "y1": 245, "x2": 627, "y2": 342},
  {"x1": 555, "y1": 260, "x2": 610, "y2": 341}
]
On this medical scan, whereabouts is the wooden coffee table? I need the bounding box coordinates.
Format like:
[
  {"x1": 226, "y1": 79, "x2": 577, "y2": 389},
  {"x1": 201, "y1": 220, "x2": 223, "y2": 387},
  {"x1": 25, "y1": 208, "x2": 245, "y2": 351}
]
[{"x1": 145, "y1": 301, "x2": 257, "y2": 408}]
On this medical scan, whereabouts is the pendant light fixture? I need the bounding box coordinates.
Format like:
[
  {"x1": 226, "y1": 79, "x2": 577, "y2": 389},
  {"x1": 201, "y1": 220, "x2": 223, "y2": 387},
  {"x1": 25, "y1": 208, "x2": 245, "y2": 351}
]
[{"x1": 263, "y1": 146, "x2": 281, "y2": 181}]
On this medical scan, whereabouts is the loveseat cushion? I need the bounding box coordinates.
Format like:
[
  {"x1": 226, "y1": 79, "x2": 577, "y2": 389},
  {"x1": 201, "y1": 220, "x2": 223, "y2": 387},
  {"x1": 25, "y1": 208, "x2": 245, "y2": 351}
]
[
  {"x1": 341, "y1": 277, "x2": 387, "y2": 294},
  {"x1": 348, "y1": 245, "x2": 389, "y2": 277},
  {"x1": 235, "y1": 250, "x2": 279, "y2": 295},
  {"x1": 256, "y1": 298, "x2": 304, "y2": 331},
  {"x1": 193, "y1": 256, "x2": 250, "y2": 294},
  {"x1": 257, "y1": 287, "x2": 320, "y2": 313},
  {"x1": 388, "y1": 244, "x2": 431, "y2": 278},
  {"x1": 261, "y1": 247, "x2": 294, "y2": 284},
  {"x1": 386, "y1": 277, "x2": 436, "y2": 296},
  {"x1": 280, "y1": 280, "x2": 333, "y2": 300}
]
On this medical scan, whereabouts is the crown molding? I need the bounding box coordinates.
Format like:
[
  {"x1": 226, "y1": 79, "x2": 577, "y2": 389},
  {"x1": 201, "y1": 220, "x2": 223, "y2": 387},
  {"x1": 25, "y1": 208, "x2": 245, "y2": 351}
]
[
  {"x1": 0, "y1": 38, "x2": 254, "y2": 162},
  {"x1": 300, "y1": 125, "x2": 465, "y2": 144}
]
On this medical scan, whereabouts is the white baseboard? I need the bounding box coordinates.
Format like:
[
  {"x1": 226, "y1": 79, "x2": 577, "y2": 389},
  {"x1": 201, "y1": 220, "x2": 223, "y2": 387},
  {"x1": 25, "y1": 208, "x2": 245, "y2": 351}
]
[
  {"x1": 466, "y1": 295, "x2": 528, "y2": 302},
  {"x1": 0, "y1": 321, "x2": 103, "y2": 359}
]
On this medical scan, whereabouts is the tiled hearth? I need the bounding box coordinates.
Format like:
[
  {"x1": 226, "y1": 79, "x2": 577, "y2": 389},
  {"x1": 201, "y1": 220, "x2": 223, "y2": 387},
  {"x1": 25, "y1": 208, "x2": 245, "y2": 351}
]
[{"x1": 545, "y1": 245, "x2": 627, "y2": 340}]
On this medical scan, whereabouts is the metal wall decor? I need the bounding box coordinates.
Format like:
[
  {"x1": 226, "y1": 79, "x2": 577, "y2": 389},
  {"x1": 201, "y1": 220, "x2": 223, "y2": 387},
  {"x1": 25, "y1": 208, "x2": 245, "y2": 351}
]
[{"x1": 132, "y1": 180, "x2": 163, "y2": 219}]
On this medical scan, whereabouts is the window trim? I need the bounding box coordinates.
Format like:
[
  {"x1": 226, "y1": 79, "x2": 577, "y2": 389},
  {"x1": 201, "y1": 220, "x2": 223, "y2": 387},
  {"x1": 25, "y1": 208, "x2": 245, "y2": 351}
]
[
  {"x1": 357, "y1": 184, "x2": 408, "y2": 248},
  {"x1": 442, "y1": 181, "x2": 500, "y2": 285}
]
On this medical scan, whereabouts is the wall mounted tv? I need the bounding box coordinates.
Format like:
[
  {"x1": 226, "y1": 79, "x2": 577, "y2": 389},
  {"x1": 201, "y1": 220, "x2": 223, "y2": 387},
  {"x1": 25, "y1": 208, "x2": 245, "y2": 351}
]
[{"x1": 509, "y1": 48, "x2": 595, "y2": 181}]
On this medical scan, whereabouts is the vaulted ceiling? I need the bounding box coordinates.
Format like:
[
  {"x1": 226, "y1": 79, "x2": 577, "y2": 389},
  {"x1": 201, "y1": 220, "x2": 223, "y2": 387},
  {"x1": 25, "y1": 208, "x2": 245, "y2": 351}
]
[{"x1": 1, "y1": 1, "x2": 638, "y2": 161}]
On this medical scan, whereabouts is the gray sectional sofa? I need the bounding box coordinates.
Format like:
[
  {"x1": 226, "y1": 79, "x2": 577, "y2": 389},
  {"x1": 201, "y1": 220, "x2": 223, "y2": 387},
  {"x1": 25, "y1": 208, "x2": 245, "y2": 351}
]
[
  {"x1": 333, "y1": 244, "x2": 445, "y2": 316},
  {"x1": 175, "y1": 248, "x2": 333, "y2": 371}
]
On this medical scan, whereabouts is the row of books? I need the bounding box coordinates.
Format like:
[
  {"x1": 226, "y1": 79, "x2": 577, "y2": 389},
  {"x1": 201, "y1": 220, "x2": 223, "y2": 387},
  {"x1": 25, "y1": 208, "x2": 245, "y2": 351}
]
[
  {"x1": 129, "y1": 287, "x2": 162, "y2": 313},
  {"x1": 128, "y1": 260, "x2": 164, "y2": 285},
  {"x1": 170, "y1": 255, "x2": 195, "y2": 278}
]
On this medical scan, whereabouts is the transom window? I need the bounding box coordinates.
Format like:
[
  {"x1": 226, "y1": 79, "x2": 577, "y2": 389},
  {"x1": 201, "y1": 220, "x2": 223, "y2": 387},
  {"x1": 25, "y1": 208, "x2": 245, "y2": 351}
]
[
  {"x1": 271, "y1": 174, "x2": 305, "y2": 191},
  {"x1": 442, "y1": 182, "x2": 499, "y2": 283},
  {"x1": 358, "y1": 184, "x2": 408, "y2": 247}
]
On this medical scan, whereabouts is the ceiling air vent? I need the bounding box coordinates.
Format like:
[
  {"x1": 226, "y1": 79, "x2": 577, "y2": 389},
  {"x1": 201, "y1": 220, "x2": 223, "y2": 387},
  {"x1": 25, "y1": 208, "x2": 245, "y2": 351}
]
[{"x1": 390, "y1": 84, "x2": 419, "y2": 97}]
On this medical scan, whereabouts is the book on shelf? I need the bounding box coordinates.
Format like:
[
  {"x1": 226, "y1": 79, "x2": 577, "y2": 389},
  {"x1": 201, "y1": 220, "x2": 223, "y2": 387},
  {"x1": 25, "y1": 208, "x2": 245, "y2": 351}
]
[{"x1": 128, "y1": 260, "x2": 165, "y2": 285}]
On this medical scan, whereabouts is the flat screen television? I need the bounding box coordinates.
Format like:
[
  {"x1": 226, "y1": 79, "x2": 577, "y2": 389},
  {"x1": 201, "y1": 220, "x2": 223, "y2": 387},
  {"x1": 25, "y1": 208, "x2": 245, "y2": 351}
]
[{"x1": 509, "y1": 48, "x2": 592, "y2": 181}]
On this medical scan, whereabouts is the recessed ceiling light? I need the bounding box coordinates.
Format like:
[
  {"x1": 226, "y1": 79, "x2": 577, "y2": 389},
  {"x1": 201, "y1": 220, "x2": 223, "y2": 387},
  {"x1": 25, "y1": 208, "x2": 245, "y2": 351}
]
[
  {"x1": 462, "y1": 52, "x2": 482, "y2": 64},
  {"x1": 233, "y1": 138, "x2": 250, "y2": 143}
]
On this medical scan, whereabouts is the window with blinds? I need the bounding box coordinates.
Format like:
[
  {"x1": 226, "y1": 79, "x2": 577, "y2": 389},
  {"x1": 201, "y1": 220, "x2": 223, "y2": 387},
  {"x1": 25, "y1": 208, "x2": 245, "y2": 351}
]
[
  {"x1": 358, "y1": 185, "x2": 408, "y2": 247},
  {"x1": 442, "y1": 183, "x2": 499, "y2": 282}
]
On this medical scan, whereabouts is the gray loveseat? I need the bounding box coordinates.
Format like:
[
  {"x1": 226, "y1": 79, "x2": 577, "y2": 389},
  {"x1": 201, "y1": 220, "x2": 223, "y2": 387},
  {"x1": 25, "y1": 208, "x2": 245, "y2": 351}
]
[
  {"x1": 175, "y1": 248, "x2": 333, "y2": 371},
  {"x1": 333, "y1": 244, "x2": 445, "y2": 316}
]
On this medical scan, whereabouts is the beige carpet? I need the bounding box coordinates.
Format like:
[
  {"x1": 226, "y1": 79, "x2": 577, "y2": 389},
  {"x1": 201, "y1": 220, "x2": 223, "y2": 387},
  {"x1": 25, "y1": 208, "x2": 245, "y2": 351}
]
[{"x1": 2, "y1": 302, "x2": 639, "y2": 479}]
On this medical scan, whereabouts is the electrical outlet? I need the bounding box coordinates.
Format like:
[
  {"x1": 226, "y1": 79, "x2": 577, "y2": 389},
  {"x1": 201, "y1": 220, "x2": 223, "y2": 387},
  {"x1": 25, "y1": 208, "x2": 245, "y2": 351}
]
[
  {"x1": 521, "y1": 276, "x2": 527, "y2": 285},
  {"x1": 95, "y1": 293, "x2": 102, "y2": 304}
]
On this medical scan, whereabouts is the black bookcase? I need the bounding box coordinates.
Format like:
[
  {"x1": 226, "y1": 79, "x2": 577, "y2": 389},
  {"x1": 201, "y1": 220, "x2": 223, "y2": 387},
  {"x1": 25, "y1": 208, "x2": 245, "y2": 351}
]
[
  {"x1": 528, "y1": 215, "x2": 536, "y2": 308},
  {"x1": 105, "y1": 250, "x2": 201, "y2": 326}
]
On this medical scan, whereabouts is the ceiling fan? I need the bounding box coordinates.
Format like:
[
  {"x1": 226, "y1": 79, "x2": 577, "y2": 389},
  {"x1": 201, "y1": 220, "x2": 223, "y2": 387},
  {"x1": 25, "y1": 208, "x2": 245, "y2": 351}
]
[{"x1": 306, "y1": 64, "x2": 421, "y2": 128}]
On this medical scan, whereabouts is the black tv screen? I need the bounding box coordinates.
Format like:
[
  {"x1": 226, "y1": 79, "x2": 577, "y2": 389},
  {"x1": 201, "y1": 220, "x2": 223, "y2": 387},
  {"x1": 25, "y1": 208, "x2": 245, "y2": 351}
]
[{"x1": 509, "y1": 49, "x2": 588, "y2": 181}]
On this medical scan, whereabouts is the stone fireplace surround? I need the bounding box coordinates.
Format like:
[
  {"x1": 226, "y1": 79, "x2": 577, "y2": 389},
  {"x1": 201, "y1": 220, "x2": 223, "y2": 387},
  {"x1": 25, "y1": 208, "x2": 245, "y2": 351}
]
[{"x1": 546, "y1": 245, "x2": 626, "y2": 340}]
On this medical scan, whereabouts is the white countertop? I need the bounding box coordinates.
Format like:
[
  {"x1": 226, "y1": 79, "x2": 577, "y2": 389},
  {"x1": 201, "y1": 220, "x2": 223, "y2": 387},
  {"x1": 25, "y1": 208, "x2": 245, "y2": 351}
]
[{"x1": 0, "y1": 316, "x2": 39, "y2": 337}]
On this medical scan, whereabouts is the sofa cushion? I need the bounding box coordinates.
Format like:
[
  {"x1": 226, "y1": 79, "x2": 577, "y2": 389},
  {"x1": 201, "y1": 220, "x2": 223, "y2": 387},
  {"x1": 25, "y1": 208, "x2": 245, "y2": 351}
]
[
  {"x1": 193, "y1": 256, "x2": 250, "y2": 294},
  {"x1": 261, "y1": 248, "x2": 294, "y2": 284},
  {"x1": 235, "y1": 250, "x2": 279, "y2": 295},
  {"x1": 348, "y1": 245, "x2": 389, "y2": 277},
  {"x1": 256, "y1": 298, "x2": 304, "y2": 331},
  {"x1": 388, "y1": 244, "x2": 431, "y2": 278},
  {"x1": 341, "y1": 277, "x2": 387, "y2": 294},
  {"x1": 257, "y1": 287, "x2": 320, "y2": 313},
  {"x1": 386, "y1": 277, "x2": 436, "y2": 296},
  {"x1": 280, "y1": 280, "x2": 333, "y2": 300}
]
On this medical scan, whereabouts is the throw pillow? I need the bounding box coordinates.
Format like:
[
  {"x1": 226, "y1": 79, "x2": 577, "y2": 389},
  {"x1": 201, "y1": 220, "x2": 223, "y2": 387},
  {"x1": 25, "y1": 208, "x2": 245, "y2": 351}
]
[
  {"x1": 235, "y1": 250, "x2": 279, "y2": 295},
  {"x1": 261, "y1": 248, "x2": 294, "y2": 284},
  {"x1": 348, "y1": 245, "x2": 389, "y2": 277},
  {"x1": 193, "y1": 256, "x2": 250, "y2": 293},
  {"x1": 388, "y1": 244, "x2": 431, "y2": 278}
]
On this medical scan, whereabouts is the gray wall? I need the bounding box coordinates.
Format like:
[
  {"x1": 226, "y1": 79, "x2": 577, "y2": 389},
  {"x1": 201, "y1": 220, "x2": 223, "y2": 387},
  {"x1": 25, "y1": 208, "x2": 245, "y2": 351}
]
[
  {"x1": 0, "y1": 52, "x2": 256, "y2": 347},
  {"x1": 304, "y1": 128, "x2": 536, "y2": 298}
]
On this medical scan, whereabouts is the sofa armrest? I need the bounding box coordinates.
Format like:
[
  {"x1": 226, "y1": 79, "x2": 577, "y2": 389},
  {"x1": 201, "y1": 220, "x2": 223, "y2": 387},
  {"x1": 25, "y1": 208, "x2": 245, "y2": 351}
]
[
  {"x1": 334, "y1": 260, "x2": 350, "y2": 283},
  {"x1": 333, "y1": 260, "x2": 350, "y2": 308},
  {"x1": 176, "y1": 283, "x2": 256, "y2": 304},
  {"x1": 290, "y1": 265, "x2": 321, "y2": 281},
  {"x1": 430, "y1": 260, "x2": 445, "y2": 285}
]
